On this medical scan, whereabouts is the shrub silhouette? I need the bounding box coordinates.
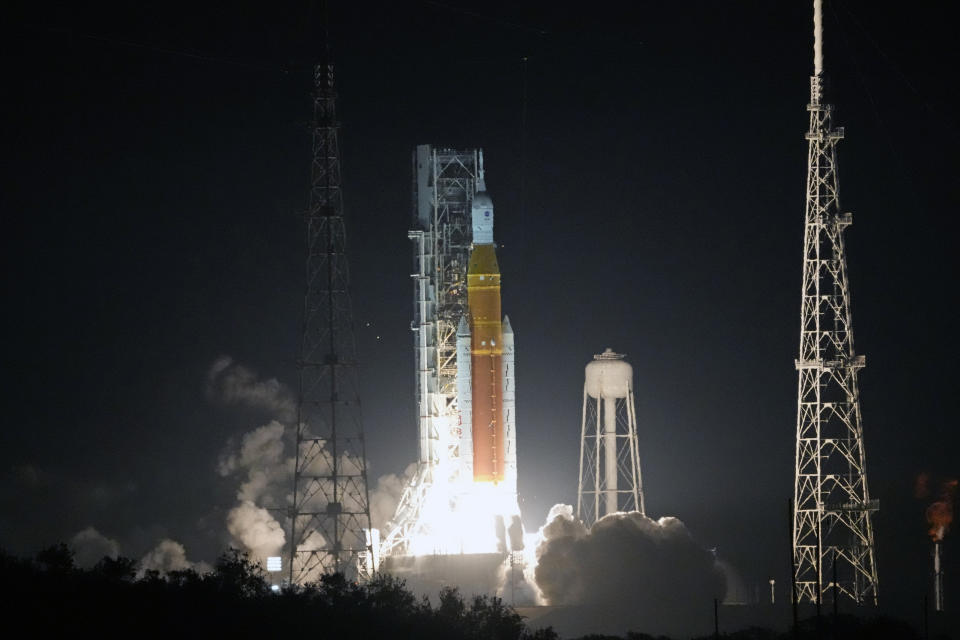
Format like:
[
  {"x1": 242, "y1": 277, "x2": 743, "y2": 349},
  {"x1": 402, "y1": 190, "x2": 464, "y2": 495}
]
[
  {"x1": 2, "y1": 545, "x2": 557, "y2": 639},
  {"x1": 3, "y1": 545, "x2": 936, "y2": 639}
]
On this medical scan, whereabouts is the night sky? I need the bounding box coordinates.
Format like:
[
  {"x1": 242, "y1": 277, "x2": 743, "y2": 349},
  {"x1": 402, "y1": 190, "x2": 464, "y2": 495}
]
[{"x1": 3, "y1": 0, "x2": 958, "y2": 619}]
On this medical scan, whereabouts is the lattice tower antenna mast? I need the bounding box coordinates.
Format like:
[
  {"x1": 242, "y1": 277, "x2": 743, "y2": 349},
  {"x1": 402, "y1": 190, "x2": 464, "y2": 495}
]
[
  {"x1": 288, "y1": 60, "x2": 374, "y2": 583},
  {"x1": 577, "y1": 348, "x2": 645, "y2": 526},
  {"x1": 792, "y1": 0, "x2": 878, "y2": 606}
]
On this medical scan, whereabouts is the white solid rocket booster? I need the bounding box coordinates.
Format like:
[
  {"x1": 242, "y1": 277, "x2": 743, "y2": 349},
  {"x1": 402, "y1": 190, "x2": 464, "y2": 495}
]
[
  {"x1": 502, "y1": 315, "x2": 517, "y2": 494},
  {"x1": 456, "y1": 315, "x2": 474, "y2": 480}
]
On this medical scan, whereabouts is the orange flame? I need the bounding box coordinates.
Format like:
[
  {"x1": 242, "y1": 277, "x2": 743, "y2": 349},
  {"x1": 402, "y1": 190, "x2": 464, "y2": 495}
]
[{"x1": 926, "y1": 479, "x2": 958, "y2": 542}]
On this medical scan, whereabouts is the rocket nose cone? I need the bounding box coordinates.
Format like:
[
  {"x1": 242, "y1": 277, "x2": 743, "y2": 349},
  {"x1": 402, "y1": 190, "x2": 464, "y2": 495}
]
[
  {"x1": 502, "y1": 315, "x2": 513, "y2": 335},
  {"x1": 472, "y1": 191, "x2": 494, "y2": 210}
]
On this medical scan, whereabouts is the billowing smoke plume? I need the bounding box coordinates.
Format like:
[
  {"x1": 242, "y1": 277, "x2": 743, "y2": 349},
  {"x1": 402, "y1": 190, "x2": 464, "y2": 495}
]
[
  {"x1": 70, "y1": 526, "x2": 120, "y2": 568},
  {"x1": 917, "y1": 473, "x2": 958, "y2": 541},
  {"x1": 218, "y1": 420, "x2": 292, "y2": 508},
  {"x1": 226, "y1": 500, "x2": 286, "y2": 559},
  {"x1": 532, "y1": 505, "x2": 725, "y2": 633},
  {"x1": 212, "y1": 356, "x2": 408, "y2": 562},
  {"x1": 69, "y1": 528, "x2": 209, "y2": 577},
  {"x1": 496, "y1": 548, "x2": 541, "y2": 606},
  {"x1": 139, "y1": 539, "x2": 211, "y2": 576},
  {"x1": 218, "y1": 419, "x2": 292, "y2": 562},
  {"x1": 370, "y1": 463, "x2": 416, "y2": 532},
  {"x1": 206, "y1": 356, "x2": 296, "y2": 422}
]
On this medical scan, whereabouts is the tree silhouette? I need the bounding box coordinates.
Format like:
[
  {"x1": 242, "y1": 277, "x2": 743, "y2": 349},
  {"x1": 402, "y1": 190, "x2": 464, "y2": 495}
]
[{"x1": 0, "y1": 544, "x2": 940, "y2": 639}]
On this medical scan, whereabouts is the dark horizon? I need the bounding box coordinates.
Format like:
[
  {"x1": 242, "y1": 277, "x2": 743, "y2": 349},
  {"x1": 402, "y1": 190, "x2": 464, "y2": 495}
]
[{"x1": 3, "y1": 0, "x2": 958, "y2": 627}]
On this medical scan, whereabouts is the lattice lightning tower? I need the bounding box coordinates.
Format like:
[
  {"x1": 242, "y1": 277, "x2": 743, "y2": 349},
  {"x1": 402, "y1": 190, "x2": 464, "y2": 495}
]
[
  {"x1": 792, "y1": 0, "x2": 879, "y2": 606},
  {"x1": 288, "y1": 61, "x2": 374, "y2": 583}
]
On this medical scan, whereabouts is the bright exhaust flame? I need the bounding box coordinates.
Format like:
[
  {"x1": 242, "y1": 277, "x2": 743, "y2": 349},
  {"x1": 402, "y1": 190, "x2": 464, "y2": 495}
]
[{"x1": 407, "y1": 481, "x2": 521, "y2": 556}]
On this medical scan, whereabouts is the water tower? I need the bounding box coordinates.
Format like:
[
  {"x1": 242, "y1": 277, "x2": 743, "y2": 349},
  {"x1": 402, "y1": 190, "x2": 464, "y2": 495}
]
[{"x1": 577, "y1": 348, "x2": 645, "y2": 525}]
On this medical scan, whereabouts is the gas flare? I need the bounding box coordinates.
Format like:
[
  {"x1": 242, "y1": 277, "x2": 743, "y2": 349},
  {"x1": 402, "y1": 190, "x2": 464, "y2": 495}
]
[{"x1": 925, "y1": 478, "x2": 957, "y2": 541}]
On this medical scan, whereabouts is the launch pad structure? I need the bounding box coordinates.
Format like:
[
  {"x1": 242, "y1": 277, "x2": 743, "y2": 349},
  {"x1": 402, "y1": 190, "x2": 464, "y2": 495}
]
[
  {"x1": 381, "y1": 146, "x2": 480, "y2": 557},
  {"x1": 382, "y1": 146, "x2": 520, "y2": 559}
]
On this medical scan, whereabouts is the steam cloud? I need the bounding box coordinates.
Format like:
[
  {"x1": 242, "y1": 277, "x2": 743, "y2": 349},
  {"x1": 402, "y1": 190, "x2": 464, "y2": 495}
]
[
  {"x1": 218, "y1": 419, "x2": 292, "y2": 562},
  {"x1": 69, "y1": 527, "x2": 209, "y2": 577},
  {"x1": 207, "y1": 356, "x2": 296, "y2": 422},
  {"x1": 218, "y1": 420, "x2": 292, "y2": 507},
  {"x1": 70, "y1": 526, "x2": 120, "y2": 568},
  {"x1": 370, "y1": 463, "x2": 417, "y2": 532},
  {"x1": 532, "y1": 505, "x2": 725, "y2": 634},
  {"x1": 212, "y1": 356, "x2": 408, "y2": 562},
  {"x1": 226, "y1": 501, "x2": 286, "y2": 559},
  {"x1": 139, "y1": 539, "x2": 211, "y2": 576}
]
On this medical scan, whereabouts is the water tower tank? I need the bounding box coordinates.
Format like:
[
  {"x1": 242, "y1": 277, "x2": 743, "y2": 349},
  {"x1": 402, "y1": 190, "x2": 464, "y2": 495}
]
[{"x1": 584, "y1": 348, "x2": 632, "y2": 399}]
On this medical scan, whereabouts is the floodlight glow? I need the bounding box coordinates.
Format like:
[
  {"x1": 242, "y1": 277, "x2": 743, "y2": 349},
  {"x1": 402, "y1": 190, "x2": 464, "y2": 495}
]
[{"x1": 267, "y1": 556, "x2": 282, "y2": 572}]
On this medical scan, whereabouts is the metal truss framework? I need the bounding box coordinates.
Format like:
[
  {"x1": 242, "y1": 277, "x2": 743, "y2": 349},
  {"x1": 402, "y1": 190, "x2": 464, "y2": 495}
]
[
  {"x1": 577, "y1": 352, "x2": 645, "y2": 527},
  {"x1": 792, "y1": 68, "x2": 879, "y2": 605},
  {"x1": 380, "y1": 147, "x2": 479, "y2": 557},
  {"x1": 288, "y1": 62, "x2": 374, "y2": 583}
]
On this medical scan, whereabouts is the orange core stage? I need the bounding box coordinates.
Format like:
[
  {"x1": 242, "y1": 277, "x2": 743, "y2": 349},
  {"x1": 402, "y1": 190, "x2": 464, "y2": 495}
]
[{"x1": 467, "y1": 243, "x2": 504, "y2": 483}]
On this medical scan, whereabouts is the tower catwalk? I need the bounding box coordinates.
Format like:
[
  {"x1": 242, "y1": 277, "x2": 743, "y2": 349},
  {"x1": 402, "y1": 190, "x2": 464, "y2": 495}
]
[
  {"x1": 792, "y1": 0, "x2": 878, "y2": 606},
  {"x1": 288, "y1": 61, "x2": 374, "y2": 583}
]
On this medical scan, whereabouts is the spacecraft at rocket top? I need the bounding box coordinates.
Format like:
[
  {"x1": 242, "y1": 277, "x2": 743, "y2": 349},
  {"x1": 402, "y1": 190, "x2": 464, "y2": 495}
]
[{"x1": 455, "y1": 159, "x2": 517, "y2": 490}]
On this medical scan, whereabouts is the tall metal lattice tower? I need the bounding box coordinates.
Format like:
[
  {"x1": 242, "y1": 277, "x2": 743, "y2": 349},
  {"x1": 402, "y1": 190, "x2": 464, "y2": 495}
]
[
  {"x1": 288, "y1": 61, "x2": 374, "y2": 583},
  {"x1": 792, "y1": 0, "x2": 878, "y2": 606},
  {"x1": 380, "y1": 146, "x2": 481, "y2": 557},
  {"x1": 577, "y1": 348, "x2": 645, "y2": 526}
]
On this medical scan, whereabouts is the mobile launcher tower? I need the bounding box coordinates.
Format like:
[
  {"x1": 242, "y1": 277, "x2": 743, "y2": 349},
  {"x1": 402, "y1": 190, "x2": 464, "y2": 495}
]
[{"x1": 381, "y1": 146, "x2": 522, "y2": 568}]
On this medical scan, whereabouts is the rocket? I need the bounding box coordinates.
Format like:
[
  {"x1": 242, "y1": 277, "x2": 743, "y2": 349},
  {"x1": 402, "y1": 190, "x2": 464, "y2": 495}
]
[{"x1": 455, "y1": 160, "x2": 517, "y2": 491}]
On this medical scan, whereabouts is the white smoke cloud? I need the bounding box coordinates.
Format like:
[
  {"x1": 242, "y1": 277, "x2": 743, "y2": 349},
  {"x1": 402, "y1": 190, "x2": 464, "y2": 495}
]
[
  {"x1": 70, "y1": 526, "x2": 120, "y2": 568},
  {"x1": 370, "y1": 463, "x2": 417, "y2": 532},
  {"x1": 225, "y1": 500, "x2": 286, "y2": 560},
  {"x1": 138, "y1": 539, "x2": 211, "y2": 576},
  {"x1": 218, "y1": 420, "x2": 292, "y2": 508},
  {"x1": 530, "y1": 505, "x2": 725, "y2": 635},
  {"x1": 217, "y1": 417, "x2": 292, "y2": 563},
  {"x1": 210, "y1": 356, "x2": 411, "y2": 564},
  {"x1": 496, "y1": 549, "x2": 542, "y2": 606},
  {"x1": 206, "y1": 356, "x2": 295, "y2": 422}
]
